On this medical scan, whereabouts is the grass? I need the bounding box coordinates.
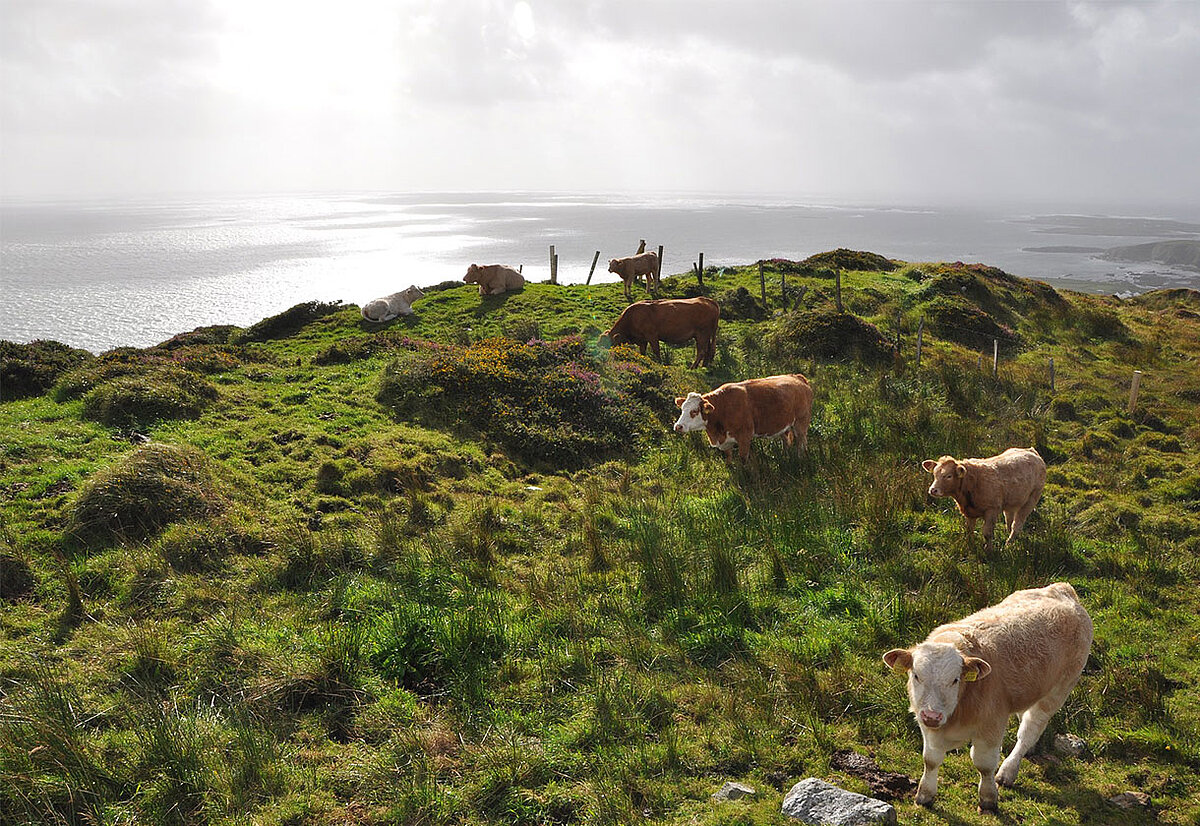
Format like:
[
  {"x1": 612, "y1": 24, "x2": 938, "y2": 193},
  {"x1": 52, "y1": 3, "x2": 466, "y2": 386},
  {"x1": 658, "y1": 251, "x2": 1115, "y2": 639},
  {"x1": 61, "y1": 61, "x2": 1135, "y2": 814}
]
[{"x1": 1, "y1": 254, "x2": 1198, "y2": 825}]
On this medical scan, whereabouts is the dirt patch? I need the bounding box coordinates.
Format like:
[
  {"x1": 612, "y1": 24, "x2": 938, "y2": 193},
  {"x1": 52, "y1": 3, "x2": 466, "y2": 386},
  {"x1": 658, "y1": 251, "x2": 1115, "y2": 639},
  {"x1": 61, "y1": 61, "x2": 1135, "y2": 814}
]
[{"x1": 830, "y1": 749, "x2": 916, "y2": 800}]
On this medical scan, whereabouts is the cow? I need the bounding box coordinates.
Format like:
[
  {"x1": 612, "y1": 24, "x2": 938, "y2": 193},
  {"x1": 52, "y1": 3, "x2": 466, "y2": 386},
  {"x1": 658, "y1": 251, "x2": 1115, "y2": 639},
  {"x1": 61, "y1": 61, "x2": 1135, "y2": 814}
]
[
  {"x1": 608, "y1": 251, "x2": 659, "y2": 301},
  {"x1": 883, "y1": 582, "x2": 1092, "y2": 813},
  {"x1": 923, "y1": 447, "x2": 1045, "y2": 551},
  {"x1": 603, "y1": 297, "x2": 719, "y2": 368},
  {"x1": 673, "y1": 374, "x2": 813, "y2": 460},
  {"x1": 361, "y1": 285, "x2": 425, "y2": 322},
  {"x1": 464, "y1": 264, "x2": 525, "y2": 296}
]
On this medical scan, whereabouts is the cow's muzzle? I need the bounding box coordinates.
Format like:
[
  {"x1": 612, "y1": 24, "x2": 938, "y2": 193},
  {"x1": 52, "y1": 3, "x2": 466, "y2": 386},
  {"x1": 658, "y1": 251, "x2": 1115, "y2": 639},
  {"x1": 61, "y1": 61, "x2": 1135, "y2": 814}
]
[{"x1": 919, "y1": 710, "x2": 944, "y2": 728}]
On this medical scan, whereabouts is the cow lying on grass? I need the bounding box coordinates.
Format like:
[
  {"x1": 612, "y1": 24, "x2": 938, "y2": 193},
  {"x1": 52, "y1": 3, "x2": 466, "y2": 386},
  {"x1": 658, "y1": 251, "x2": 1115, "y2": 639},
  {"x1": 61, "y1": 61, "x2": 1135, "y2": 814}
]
[
  {"x1": 361, "y1": 286, "x2": 425, "y2": 322},
  {"x1": 923, "y1": 447, "x2": 1045, "y2": 551},
  {"x1": 884, "y1": 582, "x2": 1093, "y2": 813},
  {"x1": 464, "y1": 264, "x2": 525, "y2": 296},
  {"x1": 603, "y1": 297, "x2": 719, "y2": 368},
  {"x1": 608, "y1": 252, "x2": 659, "y2": 301},
  {"x1": 674, "y1": 374, "x2": 813, "y2": 460}
]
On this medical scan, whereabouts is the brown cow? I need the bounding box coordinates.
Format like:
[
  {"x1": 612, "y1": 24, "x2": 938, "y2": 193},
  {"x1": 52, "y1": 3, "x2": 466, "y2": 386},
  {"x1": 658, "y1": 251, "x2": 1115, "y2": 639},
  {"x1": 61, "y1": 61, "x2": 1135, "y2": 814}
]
[
  {"x1": 883, "y1": 582, "x2": 1093, "y2": 813},
  {"x1": 923, "y1": 447, "x2": 1045, "y2": 551},
  {"x1": 608, "y1": 251, "x2": 659, "y2": 300},
  {"x1": 603, "y1": 297, "x2": 718, "y2": 368},
  {"x1": 464, "y1": 264, "x2": 525, "y2": 296},
  {"x1": 673, "y1": 374, "x2": 813, "y2": 460}
]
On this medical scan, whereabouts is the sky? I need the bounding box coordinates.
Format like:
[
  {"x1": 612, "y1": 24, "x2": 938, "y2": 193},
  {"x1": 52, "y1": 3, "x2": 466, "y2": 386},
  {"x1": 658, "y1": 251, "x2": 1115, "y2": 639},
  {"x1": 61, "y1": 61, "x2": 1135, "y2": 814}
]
[{"x1": 2, "y1": 0, "x2": 1199, "y2": 205}]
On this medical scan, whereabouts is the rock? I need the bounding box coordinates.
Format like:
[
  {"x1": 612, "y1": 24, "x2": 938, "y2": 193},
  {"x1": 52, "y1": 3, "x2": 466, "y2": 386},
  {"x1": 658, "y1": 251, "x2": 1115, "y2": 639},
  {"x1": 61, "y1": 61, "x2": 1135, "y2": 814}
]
[
  {"x1": 781, "y1": 778, "x2": 897, "y2": 826},
  {"x1": 1053, "y1": 733, "x2": 1088, "y2": 757},
  {"x1": 712, "y1": 781, "x2": 756, "y2": 801},
  {"x1": 1108, "y1": 791, "x2": 1152, "y2": 809}
]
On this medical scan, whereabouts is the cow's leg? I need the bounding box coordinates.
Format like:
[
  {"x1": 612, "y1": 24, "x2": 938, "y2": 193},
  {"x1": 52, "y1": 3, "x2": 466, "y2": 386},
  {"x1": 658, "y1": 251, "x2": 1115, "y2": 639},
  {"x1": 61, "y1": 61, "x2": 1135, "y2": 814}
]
[
  {"x1": 997, "y1": 686, "x2": 1071, "y2": 788},
  {"x1": 690, "y1": 338, "x2": 702, "y2": 369},
  {"x1": 1007, "y1": 486, "x2": 1043, "y2": 543},
  {"x1": 915, "y1": 739, "x2": 947, "y2": 806},
  {"x1": 964, "y1": 516, "x2": 977, "y2": 545},
  {"x1": 638, "y1": 343, "x2": 648, "y2": 356},
  {"x1": 971, "y1": 729, "x2": 1005, "y2": 813},
  {"x1": 624, "y1": 278, "x2": 631, "y2": 301},
  {"x1": 649, "y1": 340, "x2": 662, "y2": 362},
  {"x1": 981, "y1": 512, "x2": 998, "y2": 552}
]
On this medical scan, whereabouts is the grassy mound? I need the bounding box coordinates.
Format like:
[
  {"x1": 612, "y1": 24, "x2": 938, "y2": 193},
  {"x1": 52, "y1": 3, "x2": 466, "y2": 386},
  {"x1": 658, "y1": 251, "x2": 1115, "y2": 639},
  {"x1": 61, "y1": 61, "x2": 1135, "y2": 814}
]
[
  {"x1": 800, "y1": 248, "x2": 899, "y2": 272},
  {"x1": 0, "y1": 340, "x2": 93, "y2": 401},
  {"x1": 68, "y1": 443, "x2": 226, "y2": 545},
  {"x1": 233, "y1": 300, "x2": 344, "y2": 343},
  {"x1": 79, "y1": 366, "x2": 218, "y2": 428},
  {"x1": 378, "y1": 337, "x2": 677, "y2": 469},
  {"x1": 765, "y1": 308, "x2": 893, "y2": 364},
  {"x1": 922, "y1": 295, "x2": 1021, "y2": 351}
]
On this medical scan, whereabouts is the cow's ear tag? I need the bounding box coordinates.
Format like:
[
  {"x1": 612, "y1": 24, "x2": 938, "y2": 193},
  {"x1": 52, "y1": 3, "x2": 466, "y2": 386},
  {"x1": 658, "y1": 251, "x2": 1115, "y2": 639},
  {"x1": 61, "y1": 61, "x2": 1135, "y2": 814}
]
[{"x1": 963, "y1": 669, "x2": 978, "y2": 682}]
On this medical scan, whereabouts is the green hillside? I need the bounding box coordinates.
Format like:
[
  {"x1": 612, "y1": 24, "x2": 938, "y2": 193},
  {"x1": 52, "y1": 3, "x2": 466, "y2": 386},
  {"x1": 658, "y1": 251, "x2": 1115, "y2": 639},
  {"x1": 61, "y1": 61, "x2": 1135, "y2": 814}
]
[{"x1": 2, "y1": 254, "x2": 1198, "y2": 826}]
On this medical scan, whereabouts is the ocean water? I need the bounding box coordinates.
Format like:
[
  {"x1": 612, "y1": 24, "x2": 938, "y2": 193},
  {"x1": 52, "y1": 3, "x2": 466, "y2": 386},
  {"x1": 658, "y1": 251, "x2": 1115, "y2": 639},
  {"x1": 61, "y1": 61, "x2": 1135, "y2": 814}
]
[{"x1": 2, "y1": 191, "x2": 1198, "y2": 353}]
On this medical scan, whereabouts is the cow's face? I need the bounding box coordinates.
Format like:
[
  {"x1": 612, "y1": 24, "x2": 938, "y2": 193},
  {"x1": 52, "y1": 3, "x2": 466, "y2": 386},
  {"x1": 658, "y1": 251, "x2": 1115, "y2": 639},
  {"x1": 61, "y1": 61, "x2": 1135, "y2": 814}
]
[
  {"x1": 608, "y1": 259, "x2": 620, "y2": 274},
  {"x1": 401, "y1": 285, "x2": 425, "y2": 304},
  {"x1": 884, "y1": 643, "x2": 991, "y2": 730},
  {"x1": 463, "y1": 265, "x2": 481, "y2": 284},
  {"x1": 607, "y1": 328, "x2": 629, "y2": 346},
  {"x1": 673, "y1": 392, "x2": 710, "y2": 433},
  {"x1": 923, "y1": 456, "x2": 964, "y2": 497}
]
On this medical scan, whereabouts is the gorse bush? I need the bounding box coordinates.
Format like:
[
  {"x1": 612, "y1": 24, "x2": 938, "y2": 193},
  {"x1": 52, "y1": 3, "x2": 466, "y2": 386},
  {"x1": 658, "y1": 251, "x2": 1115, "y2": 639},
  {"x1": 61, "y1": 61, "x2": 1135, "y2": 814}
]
[
  {"x1": 0, "y1": 339, "x2": 93, "y2": 401},
  {"x1": 378, "y1": 336, "x2": 674, "y2": 469}
]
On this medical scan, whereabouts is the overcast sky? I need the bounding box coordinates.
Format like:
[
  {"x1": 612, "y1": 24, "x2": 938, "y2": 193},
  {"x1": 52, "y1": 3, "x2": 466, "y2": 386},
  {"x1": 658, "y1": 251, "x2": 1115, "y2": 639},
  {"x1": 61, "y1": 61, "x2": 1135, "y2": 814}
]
[{"x1": 3, "y1": 0, "x2": 1198, "y2": 205}]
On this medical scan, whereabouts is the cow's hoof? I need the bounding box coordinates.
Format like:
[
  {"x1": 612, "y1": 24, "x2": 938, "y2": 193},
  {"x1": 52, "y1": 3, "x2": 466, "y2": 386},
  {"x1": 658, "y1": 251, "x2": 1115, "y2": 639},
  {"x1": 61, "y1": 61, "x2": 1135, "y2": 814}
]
[
  {"x1": 978, "y1": 800, "x2": 999, "y2": 815},
  {"x1": 915, "y1": 793, "x2": 935, "y2": 807}
]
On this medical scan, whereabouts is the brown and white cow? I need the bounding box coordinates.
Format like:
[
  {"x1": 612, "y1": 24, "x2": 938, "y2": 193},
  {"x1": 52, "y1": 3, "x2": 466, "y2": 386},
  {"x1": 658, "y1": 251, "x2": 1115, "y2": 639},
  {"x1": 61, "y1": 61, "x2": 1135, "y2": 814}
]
[
  {"x1": 464, "y1": 264, "x2": 525, "y2": 296},
  {"x1": 608, "y1": 251, "x2": 659, "y2": 300},
  {"x1": 604, "y1": 297, "x2": 719, "y2": 368},
  {"x1": 883, "y1": 582, "x2": 1092, "y2": 813},
  {"x1": 673, "y1": 374, "x2": 813, "y2": 460},
  {"x1": 923, "y1": 447, "x2": 1045, "y2": 551}
]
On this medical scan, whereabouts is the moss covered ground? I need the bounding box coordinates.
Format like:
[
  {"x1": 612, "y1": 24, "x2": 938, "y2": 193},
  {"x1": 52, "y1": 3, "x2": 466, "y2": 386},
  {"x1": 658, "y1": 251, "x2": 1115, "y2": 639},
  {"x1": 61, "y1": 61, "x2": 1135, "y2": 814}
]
[{"x1": 1, "y1": 254, "x2": 1198, "y2": 825}]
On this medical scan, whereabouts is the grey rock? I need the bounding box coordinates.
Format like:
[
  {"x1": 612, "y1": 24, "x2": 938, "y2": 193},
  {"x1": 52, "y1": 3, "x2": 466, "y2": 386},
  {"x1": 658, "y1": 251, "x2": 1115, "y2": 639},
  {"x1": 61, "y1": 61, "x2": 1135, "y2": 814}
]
[
  {"x1": 1108, "y1": 791, "x2": 1152, "y2": 809},
  {"x1": 781, "y1": 778, "x2": 897, "y2": 826},
  {"x1": 712, "y1": 781, "x2": 756, "y2": 801},
  {"x1": 1052, "y1": 733, "x2": 1088, "y2": 757}
]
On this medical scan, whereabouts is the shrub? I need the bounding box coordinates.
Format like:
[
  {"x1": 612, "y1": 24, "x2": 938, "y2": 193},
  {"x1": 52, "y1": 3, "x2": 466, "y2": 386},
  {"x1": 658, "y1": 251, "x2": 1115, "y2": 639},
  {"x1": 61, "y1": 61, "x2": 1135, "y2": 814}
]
[
  {"x1": 799, "y1": 248, "x2": 899, "y2": 272},
  {"x1": 715, "y1": 287, "x2": 766, "y2": 321},
  {"x1": 0, "y1": 550, "x2": 35, "y2": 600},
  {"x1": 232, "y1": 300, "x2": 344, "y2": 343},
  {"x1": 377, "y1": 337, "x2": 666, "y2": 469},
  {"x1": 0, "y1": 339, "x2": 93, "y2": 401},
  {"x1": 765, "y1": 308, "x2": 892, "y2": 364},
  {"x1": 1073, "y1": 302, "x2": 1130, "y2": 341},
  {"x1": 922, "y1": 295, "x2": 1021, "y2": 351},
  {"x1": 81, "y1": 366, "x2": 218, "y2": 427},
  {"x1": 68, "y1": 444, "x2": 225, "y2": 545}
]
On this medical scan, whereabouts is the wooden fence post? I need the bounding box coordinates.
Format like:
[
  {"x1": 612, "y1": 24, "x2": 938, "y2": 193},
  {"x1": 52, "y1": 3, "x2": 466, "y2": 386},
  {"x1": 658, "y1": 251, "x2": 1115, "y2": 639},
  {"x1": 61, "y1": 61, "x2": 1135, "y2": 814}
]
[
  {"x1": 1049, "y1": 357, "x2": 1055, "y2": 392},
  {"x1": 637, "y1": 239, "x2": 646, "y2": 254},
  {"x1": 698, "y1": 252, "x2": 704, "y2": 286},
  {"x1": 549, "y1": 245, "x2": 557, "y2": 285},
  {"x1": 1128, "y1": 369, "x2": 1143, "y2": 413},
  {"x1": 586, "y1": 250, "x2": 600, "y2": 285},
  {"x1": 835, "y1": 270, "x2": 843, "y2": 313},
  {"x1": 992, "y1": 339, "x2": 998, "y2": 377},
  {"x1": 759, "y1": 261, "x2": 766, "y2": 306},
  {"x1": 915, "y1": 315, "x2": 924, "y2": 368},
  {"x1": 656, "y1": 244, "x2": 664, "y2": 292}
]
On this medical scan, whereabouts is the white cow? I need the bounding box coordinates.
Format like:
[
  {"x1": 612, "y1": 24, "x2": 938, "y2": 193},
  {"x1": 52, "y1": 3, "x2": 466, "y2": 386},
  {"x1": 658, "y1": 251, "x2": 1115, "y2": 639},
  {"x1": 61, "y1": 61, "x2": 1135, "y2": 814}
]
[
  {"x1": 883, "y1": 582, "x2": 1092, "y2": 813},
  {"x1": 361, "y1": 285, "x2": 425, "y2": 322}
]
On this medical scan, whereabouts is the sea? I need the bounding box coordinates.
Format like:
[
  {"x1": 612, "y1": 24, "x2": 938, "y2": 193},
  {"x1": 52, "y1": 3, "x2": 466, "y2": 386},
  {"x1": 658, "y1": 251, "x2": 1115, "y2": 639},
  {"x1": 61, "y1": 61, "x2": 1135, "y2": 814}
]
[{"x1": 3, "y1": 191, "x2": 1199, "y2": 354}]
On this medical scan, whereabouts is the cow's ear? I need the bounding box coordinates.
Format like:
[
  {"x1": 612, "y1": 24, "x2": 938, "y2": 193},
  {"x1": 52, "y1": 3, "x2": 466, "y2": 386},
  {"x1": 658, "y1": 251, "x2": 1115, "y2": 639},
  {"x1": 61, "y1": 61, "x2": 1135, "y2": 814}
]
[
  {"x1": 702, "y1": 400, "x2": 715, "y2": 415},
  {"x1": 674, "y1": 396, "x2": 685, "y2": 408},
  {"x1": 955, "y1": 463, "x2": 966, "y2": 478},
  {"x1": 921, "y1": 459, "x2": 937, "y2": 472},
  {"x1": 883, "y1": 649, "x2": 913, "y2": 672},
  {"x1": 962, "y1": 656, "x2": 991, "y2": 682}
]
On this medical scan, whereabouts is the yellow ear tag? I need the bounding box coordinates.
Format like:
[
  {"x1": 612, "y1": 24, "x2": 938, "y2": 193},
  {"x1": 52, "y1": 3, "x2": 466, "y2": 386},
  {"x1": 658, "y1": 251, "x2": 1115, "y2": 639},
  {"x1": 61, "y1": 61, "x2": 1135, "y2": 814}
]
[{"x1": 963, "y1": 670, "x2": 977, "y2": 682}]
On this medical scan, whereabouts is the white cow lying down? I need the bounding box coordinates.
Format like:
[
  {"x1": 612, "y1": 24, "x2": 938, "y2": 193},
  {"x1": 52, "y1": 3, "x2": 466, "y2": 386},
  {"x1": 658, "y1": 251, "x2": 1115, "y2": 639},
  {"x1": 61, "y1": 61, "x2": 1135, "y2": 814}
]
[{"x1": 361, "y1": 286, "x2": 425, "y2": 322}]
